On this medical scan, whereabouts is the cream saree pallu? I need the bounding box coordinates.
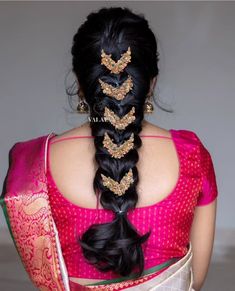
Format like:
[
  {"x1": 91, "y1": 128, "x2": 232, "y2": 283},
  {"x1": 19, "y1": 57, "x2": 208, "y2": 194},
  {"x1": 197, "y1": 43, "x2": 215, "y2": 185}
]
[{"x1": 0, "y1": 132, "x2": 194, "y2": 291}]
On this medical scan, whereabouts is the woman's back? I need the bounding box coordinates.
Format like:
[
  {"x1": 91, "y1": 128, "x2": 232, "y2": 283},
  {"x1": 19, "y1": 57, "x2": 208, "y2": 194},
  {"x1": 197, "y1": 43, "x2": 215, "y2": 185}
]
[
  {"x1": 46, "y1": 120, "x2": 215, "y2": 286},
  {"x1": 48, "y1": 121, "x2": 179, "y2": 211}
]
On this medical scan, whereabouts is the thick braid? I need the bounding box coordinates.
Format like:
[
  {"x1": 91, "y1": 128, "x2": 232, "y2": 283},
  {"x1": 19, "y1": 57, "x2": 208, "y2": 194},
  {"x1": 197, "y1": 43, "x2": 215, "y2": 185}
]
[
  {"x1": 79, "y1": 58, "x2": 150, "y2": 277},
  {"x1": 70, "y1": 7, "x2": 159, "y2": 278}
]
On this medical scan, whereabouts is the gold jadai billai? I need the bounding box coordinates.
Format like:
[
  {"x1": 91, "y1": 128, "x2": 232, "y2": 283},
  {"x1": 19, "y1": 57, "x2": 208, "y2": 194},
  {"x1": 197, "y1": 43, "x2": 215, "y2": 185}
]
[
  {"x1": 104, "y1": 106, "x2": 136, "y2": 130},
  {"x1": 101, "y1": 46, "x2": 131, "y2": 74},
  {"x1": 100, "y1": 46, "x2": 135, "y2": 196},
  {"x1": 103, "y1": 132, "x2": 134, "y2": 159},
  {"x1": 101, "y1": 169, "x2": 134, "y2": 196},
  {"x1": 99, "y1": 75, "x2": 133, "y2": 101}
]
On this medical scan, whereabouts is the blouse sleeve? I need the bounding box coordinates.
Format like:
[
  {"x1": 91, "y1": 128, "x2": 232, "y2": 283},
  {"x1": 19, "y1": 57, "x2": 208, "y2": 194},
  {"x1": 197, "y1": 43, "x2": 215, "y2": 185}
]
[{"x1": 196, "y1": 139, "x2": 218, "y2": 206}]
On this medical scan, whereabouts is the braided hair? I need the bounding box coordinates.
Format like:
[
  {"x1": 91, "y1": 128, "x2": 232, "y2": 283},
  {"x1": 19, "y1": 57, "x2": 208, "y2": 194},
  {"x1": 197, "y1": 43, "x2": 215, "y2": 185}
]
[{"x1": 70, "y1": 7, "x2": 159, "y2": 278}]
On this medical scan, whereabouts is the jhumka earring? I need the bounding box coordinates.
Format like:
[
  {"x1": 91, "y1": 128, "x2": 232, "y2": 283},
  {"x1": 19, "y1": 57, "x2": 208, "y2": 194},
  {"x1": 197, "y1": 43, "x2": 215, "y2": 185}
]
[
  {"x1": 77, "y1": 90, "x2": 89, "y2": 114},
  {"x1": 144, "y1": 92, "x2": 154, "y2": 114}
]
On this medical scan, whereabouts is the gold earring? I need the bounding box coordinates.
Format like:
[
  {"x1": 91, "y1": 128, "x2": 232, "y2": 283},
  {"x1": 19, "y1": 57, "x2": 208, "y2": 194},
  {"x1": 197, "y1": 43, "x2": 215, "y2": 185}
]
[
  {"x1": 144, "y1": 92, "x2": 154, "y2": 114},
  {"x1": 77, "y1": 92, "x2": 89, "y2": 114}
]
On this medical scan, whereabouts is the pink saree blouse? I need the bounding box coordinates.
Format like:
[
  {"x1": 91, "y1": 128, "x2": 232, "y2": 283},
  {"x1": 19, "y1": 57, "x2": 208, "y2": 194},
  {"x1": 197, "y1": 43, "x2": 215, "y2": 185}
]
[{"x1": 46, "y1": 129, "x2": 218, "y2": 279}]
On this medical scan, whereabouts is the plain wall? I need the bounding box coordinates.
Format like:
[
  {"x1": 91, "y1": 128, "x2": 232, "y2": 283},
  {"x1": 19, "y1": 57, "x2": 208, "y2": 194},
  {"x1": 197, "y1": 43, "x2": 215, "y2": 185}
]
[{"x1": 0, "y1": 1, "x2": 234, "y2": 230}]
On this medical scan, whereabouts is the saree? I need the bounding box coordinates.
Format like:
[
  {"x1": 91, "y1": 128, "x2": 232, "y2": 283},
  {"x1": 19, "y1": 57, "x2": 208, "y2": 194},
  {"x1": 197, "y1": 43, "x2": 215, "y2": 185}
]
[{"x1": 0, "y1": 132, "x2": 195, "y2": 291}]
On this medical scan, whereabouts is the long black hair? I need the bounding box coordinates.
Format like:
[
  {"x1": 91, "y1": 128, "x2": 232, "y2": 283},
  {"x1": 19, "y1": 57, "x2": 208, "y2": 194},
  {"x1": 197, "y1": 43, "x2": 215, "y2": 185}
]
[{"x1": 70, "y1": 6, "x2": 159, "y2": 278}]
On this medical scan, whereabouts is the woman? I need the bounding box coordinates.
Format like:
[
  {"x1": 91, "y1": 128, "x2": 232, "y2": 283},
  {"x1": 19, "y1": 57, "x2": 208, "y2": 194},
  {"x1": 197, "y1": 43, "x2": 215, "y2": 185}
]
[{"x1": 0, "y1": 7, "x2": 218, "y2": 291}]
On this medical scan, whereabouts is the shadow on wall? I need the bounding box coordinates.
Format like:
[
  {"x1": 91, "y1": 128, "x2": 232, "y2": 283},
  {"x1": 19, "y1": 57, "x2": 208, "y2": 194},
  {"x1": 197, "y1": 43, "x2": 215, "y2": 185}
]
[{"x1": 0, "y1": 237, "x2": 234, "y2": 291}]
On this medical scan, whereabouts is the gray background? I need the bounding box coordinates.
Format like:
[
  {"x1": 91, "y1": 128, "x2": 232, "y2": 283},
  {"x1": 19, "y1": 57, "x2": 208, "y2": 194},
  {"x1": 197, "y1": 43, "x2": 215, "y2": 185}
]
[{"x1": 0, "y1": 1, "x2": 234, "y2": 290}]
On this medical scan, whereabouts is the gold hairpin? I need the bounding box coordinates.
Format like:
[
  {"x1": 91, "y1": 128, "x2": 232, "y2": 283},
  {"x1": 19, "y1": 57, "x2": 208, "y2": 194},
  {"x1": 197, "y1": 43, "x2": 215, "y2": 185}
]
[
  {"x1": 99, "y1": 75, "x2": 133, "y2": 101},
  {"x1": 103, "y1": 132, "x2": 134, "y2": 159},
  {"x1": 101, "y1": 46, "x2": 131, "y2": 74},
  {"x1": 104, "y1": 106, "x2": 136, "y2": 130},
  {"x1": 101, "y1": 168, "x2": 134, "y2": 196}
]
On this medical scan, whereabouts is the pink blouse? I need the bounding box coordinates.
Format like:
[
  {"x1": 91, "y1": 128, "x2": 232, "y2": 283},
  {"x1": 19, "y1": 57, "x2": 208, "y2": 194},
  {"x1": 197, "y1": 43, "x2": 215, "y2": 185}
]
[{"x1": 46, "y1": 129, "x2": 218, "y2": 279}]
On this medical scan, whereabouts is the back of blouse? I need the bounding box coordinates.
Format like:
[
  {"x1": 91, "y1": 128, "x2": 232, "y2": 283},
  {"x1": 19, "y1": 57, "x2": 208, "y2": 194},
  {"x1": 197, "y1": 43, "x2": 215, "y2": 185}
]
[{"x1": 46, "y1": 129, "x2": 218, "y2": 280}]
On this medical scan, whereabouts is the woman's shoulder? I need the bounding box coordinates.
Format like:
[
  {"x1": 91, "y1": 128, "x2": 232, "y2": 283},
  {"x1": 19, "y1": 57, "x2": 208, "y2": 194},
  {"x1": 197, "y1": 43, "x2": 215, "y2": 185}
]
[
  {"x1": 49, "y1": 123, "x2": 92, "y2": 143},
  {"x1": 140, "y1": 123, "x2": 210, "y2": 160},
  {"x1": 8, "y1": 133, "x2": 50, "y2": 158},
  {"x1": 172, "y1": 128, "x2": 205, "y2": 146},
  {"x1": 173, "y1": 128, "x2": 215, "y2": 166},
  {"x1": 143, "y1": 122, "x2": 203, "y2": 145}
]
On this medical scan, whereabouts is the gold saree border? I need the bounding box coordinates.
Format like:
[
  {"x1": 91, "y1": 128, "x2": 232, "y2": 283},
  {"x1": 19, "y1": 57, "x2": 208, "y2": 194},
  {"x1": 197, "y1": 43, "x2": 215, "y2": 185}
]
[{"x1": 3, "y1": 133, "x2": 67, "y2": 290}]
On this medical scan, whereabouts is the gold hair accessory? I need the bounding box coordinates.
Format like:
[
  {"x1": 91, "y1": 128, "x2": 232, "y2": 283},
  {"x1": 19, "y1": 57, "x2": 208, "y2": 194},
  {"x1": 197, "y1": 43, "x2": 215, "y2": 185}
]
[
  {"x1": 104, "y1": 106, "x2": 136, "y2": 130},
  {"x1": 99, "y1": 75, "x2": 133, "y2": 101},
  {"x1": 101, "y1": 168, "x2": 134, "y2": 196},
  {"x1": 101, "y1": 46, "x2": 131, "y2": 74},
  {"x1": 103, "y1": 132, "x2": 134, "y2": 159}
]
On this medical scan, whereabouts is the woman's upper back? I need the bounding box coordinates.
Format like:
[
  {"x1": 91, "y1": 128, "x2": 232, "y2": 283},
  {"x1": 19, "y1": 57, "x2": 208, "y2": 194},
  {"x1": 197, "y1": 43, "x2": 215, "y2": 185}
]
[
  {"x1": 47, "y1": 121, "x2": 181, "y2": 210},
  {"x1": 46, "y1": 122, "x2": 218, "y2": 278}
]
